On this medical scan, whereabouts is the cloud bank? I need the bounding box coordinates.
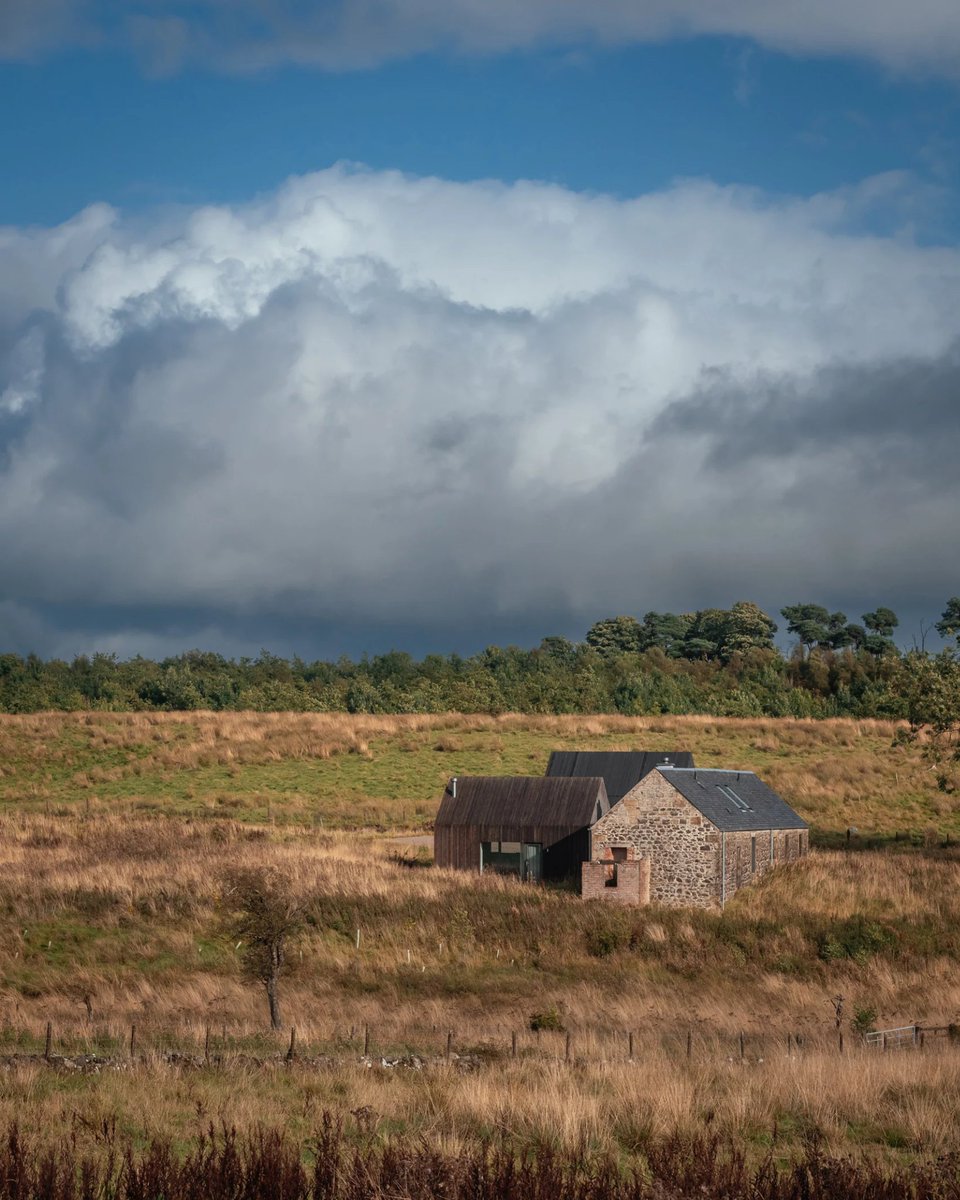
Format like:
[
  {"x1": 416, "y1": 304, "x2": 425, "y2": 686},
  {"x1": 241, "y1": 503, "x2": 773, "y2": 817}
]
[
  {"x1": 1, "y1": 165, "x2": 958, "y2": 657},
  {"x1": 4, "y1": 0, "x2": 960, "y2": 77}
]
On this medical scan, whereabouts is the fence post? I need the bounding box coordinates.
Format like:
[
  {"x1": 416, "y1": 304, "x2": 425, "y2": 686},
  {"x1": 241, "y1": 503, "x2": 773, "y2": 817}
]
[
  {"x1": 364, "y1": 1025, "x2": 370, "y2": 1056},
  {"x1": 565, "y1": 1032, "x2": 571, "y2": 1064},
  {"x1": 446, "y1": 1031, "x2": 453, "y2": 1062},
  {"x1": 44, "y1": 1022, "x2": 52, "y2": 1061},
  {"x1": 628, "y1": 1031, "x2": 634, "y2": 1061},
  {"x1": 511, "y1": 1031, "x2": 517, "y2": 1059},
  {"x1": 838, "y1": 1030, "x2": 844, "y2": 1054},
  {"x1": 686, "y1": 1030, "x2": 692, "y2": 1060},
  {"x1": 286, "y1": 1027, "x2": 296, "y2": 1062},
  {"x1": 129, "y1": 1025, "x2": 136, "y2": 1059},
  {"x1": 205, "y1": 1025, "x2": 211, "y2": 1064},
  {"x1": 739, "y1": 1032, "x2": 745, "y2": 1061}
]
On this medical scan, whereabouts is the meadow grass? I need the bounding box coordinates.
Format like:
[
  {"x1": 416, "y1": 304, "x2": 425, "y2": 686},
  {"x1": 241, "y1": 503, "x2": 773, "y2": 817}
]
[
  {"x1": 2, "y1": 712, "x2": 960, "y2": 1175},
  {"x1": 0, "y1": 711, "x2": 949, "y2": 841}
]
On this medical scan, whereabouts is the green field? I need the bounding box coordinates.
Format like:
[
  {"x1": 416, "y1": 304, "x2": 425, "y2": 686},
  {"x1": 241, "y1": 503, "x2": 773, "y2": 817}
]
[{"x1": 0, "y1": 709, "x2": 950, "y2": 842}]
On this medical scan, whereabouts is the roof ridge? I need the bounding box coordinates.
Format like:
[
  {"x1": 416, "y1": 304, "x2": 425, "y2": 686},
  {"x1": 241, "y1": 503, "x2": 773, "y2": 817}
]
[{"x1": 660, "y1": 767, "x2": 756, "y2": 776}]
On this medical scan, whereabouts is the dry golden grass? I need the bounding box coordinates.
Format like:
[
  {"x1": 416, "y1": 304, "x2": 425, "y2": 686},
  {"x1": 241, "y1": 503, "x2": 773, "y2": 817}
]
[
  {"x1": 1, "y1": 809, "x2": 959, "y2": 1043},
  {"x1": 0, "y1": 1036, "x2": 958, "y2": 1164},
  {"x1": 1, "y1": 713, "x2": 958, "y2": 1165}
]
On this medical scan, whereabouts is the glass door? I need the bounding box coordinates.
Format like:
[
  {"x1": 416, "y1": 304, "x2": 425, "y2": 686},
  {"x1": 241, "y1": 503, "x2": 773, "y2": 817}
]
[{"x1": 522, "y1": 842, "x2": 542, "y2": 883}]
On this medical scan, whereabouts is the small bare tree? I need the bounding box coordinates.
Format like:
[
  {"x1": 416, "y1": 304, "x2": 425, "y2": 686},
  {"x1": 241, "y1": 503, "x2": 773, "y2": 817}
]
[{"x1": 222, "y1": 867, "x2": 306, "y2": 1031}]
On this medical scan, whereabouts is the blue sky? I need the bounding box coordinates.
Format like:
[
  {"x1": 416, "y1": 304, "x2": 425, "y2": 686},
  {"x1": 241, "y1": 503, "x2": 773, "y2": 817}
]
[
  {"x1": 1, "y1": 2, "x2": 959, "y2": 659},
  {"x1": 5, "y1": 40, "x2": 960, "y2": 230}
]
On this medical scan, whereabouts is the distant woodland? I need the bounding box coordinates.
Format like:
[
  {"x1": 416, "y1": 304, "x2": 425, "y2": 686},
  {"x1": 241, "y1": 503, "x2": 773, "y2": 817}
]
[{"x1": 1, "y1": 599, "x2": 958, "y2": 718}]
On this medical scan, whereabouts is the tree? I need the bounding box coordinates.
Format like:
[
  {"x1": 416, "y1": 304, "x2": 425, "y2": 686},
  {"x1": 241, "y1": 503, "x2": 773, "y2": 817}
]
[
  {"x1": 222, "y1": 868, "x2": 306, "y2": 1030},
  {"x1": 824, "y1": 612, "x2": 852, "y2": 650},
  {"x1": 537, "y1": 636, "x2": 579, "y2": 668},
  {"x1": 863, "y1": 607, "x2": 899, "y2": 638},
  {"x1": 680, "y1": 608, "x2": 728, "y2": 659},
  {"x1": 584, "y1": 616, "x2": 643, "y2": 657},
  {"x1": 936, "y1": 598, "x2": 960, "y2": 643},
  {"x1": 862, "y1": 608, "x2": 899, "y2": 656},
  {"x1": 897, "y1": 651, "x2": 960, "y2": 794},
  {"x1": 638, "y1": 612, "x2": 694, "y2": 657},
  {"x1": 780, "y1": 604, "x2": 831, "y2": 656},
  {"x1": 722, "y1": 601, "x2": 778, "y2": 657}
]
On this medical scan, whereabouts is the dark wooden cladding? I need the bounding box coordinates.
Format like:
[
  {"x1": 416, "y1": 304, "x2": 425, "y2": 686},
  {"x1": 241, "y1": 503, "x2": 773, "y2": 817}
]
[{"x1": 434, "y1": 776, "x2": 607, "y2": 881}]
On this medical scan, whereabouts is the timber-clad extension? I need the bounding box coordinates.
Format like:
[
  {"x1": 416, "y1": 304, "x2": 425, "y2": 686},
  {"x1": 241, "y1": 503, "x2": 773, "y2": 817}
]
[{"x1": 434, "y1": 775, "x2": 609, "y2": 882}]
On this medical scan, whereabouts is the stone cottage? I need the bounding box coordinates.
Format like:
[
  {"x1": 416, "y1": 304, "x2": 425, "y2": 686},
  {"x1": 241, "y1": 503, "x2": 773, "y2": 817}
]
[{"x1": 588, "y1": 765, "x2": 808, "y2": 908}]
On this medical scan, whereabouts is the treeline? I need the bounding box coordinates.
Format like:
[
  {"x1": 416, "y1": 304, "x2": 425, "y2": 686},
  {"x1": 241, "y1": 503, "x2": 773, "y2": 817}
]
[{"x1": 0, "y1": 599, "x2": 957, "y2": 717}]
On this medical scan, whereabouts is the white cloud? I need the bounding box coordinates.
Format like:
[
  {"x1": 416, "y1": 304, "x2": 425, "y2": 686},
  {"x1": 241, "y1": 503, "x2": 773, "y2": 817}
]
[
  {"x1": 0, "y1": 164, "x2": 958, "y2": 652},
  {"x1": 4, "y1": 0, "x2": 960, "y2": 77}
]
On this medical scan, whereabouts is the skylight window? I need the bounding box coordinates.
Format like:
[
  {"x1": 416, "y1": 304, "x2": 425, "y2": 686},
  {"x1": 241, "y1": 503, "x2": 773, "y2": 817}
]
[{"x1": 717, "y1": 784, "x2": 751, "y2": 812}]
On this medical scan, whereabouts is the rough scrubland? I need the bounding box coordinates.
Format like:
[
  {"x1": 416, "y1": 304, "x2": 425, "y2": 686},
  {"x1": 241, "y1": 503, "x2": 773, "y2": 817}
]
[{"x1": 2, "y1": 712, "x2": 960, "y2": 1186}]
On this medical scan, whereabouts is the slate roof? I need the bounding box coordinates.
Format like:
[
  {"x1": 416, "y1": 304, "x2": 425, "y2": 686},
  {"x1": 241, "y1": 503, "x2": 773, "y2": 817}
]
[
  {"x1": 435, "y1": 776, "x2": 609, "y2": 830},
  {"x1": 656, "y1": 767, "x2": 807, "y2": 832},
  {"x1": 545, "y1": 750, "x2": 694, "y2": 803}
]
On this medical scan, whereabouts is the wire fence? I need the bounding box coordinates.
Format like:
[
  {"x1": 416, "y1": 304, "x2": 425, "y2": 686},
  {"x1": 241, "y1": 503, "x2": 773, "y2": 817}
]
[{"x1": 4, "y1": 1018, "x2": 957, "y2": 1072}]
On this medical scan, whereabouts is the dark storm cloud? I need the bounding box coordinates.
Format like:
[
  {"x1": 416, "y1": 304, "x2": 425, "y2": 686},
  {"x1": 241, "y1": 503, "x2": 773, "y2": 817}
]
[
  {"x1": 0, "y1": 167, "x2": 958, "y2": 657},
  {"x1": 651, "y1": 348, "x2": 960, "y2": 488}
]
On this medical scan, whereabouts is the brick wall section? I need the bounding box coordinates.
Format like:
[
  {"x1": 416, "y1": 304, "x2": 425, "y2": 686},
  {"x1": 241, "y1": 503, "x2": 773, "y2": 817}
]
[
  {"x1": 581, "y1": 859, "x2": 650, "y2": 905},
  {"x1": 589, "y1": 771, "x2": 809, "y2": 908}
]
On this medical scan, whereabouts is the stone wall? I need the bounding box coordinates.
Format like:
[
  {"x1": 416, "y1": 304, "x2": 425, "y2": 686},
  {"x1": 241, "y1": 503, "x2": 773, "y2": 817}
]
[
  {"x1": 590, "y1": 772, "x2": 720, "y2": 907},
  {"x1": 719, "y1": 826, "x2": 808, "y2": 900},
  {"x1": 581, "y1": 859, "x2": 650, "y2": 905},
  {"x1": 590, "y1": 771, "x2": 810, "y2": 908}
]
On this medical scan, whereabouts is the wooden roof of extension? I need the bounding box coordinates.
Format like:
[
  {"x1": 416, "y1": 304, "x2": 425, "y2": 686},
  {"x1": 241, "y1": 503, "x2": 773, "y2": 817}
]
[
  {"x1": 545, "y1": 750, "x2": 694, "y2": 803},
  {"x1": 435, "y1": 775, "x2": 609, "y2": 831},
  {"x1": 657, "y1": 767, "x2": 807, "y2": 832}
]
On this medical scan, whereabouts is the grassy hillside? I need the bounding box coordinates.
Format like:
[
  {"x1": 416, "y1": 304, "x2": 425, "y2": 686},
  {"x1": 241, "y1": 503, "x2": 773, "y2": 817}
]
[
  {"x1": 0, "y1": 710, "x2": 952, "y2": 841},
  {"x1": 2, "y1": 712, "x2": 959, "y2": 1172}
]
